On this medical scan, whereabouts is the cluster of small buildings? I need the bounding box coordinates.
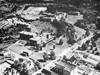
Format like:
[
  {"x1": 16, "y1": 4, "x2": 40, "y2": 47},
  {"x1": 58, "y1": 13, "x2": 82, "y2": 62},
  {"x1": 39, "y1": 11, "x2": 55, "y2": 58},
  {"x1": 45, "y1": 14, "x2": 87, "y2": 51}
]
[
  {"x1": 0, "y1": 1, "x2": 100, "y2": 75},
  {"x1": 39, "y1": 33, "x2": 100, "y2": 75}
]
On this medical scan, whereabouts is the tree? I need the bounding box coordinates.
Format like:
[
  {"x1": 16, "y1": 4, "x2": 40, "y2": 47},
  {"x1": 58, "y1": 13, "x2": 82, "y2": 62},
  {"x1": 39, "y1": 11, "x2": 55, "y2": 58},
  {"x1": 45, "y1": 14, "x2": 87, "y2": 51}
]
[
  {"x1": 23, "y1": 62, "x2": 28, "y2": 71},
  {"x1": 95, "y1": 62, "x2": 100, "y2": 70},
  {"x1": 49, "y1": 51, "x2": 56, "y2": 60},
  {"x1": 26, "y1": 69, "x2": 33, "y2": 75},
  {"x1": 14, "y1": 60, "x2": 19, "y2": 69},
  {"x1": 34, "y1": 61, "x2": 42, "y2": 69},
  {"x1": 85, "y1": 29, "x2": 90, "y2": 36},
  {"x1": 43, "y1": 52, "x2": 49, "y2": 61},
  {"x1": 17, "y1": 63, "x2": 23, "y2": 72},
  {"x1": 58, "y1": 39, "x2": 63, "y2": 45}
]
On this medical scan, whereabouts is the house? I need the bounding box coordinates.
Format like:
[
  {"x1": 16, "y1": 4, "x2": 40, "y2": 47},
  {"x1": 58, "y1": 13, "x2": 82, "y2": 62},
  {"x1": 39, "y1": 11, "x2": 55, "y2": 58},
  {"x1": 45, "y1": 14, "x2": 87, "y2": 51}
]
[
  {"x1": 42, "y1": 69, "x2": 52, "y2": 75},
  {"x1": 30, "y1": 32, "x2": 55, "y2": 47},
  {"x1": 71, "y1": 65, "x2": 94, "y2": 75},
  {"x1": 19, "y1": 31, "x2": 37, "y2": 40},
  {"x1": 14, "y1": 20, "x2": 38, "y2": 32},
  {"x1": 50, "y1": 62, "x2": 75, "y2": 75},
  {"x1": 71, "y1": 65, "x2": 100, "y2": 75},
  {"x1": 20, "y1": 14, "x2": 41, "y2": 20},
  {"x1": 30, "y1": 36, "x2": 41, "y2": 46},
  {"x1": 0, "y1": 61, "x2": 11, "y2": 75},
  {"x1": 73, "y1": 50, "x2": 100, "y2": 67}
]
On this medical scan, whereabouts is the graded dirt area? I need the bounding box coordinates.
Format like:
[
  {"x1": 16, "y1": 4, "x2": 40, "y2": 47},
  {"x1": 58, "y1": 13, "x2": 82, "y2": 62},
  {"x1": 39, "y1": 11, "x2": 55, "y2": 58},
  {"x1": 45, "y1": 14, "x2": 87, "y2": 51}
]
[{"x1": 30, "y1": 21, "x2": 57, "y2": 34}]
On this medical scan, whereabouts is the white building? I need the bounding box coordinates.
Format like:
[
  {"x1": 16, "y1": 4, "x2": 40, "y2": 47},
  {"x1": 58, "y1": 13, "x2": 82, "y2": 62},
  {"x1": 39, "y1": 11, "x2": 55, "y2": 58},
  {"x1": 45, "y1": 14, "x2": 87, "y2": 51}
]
[
  {"x1": 0, "y1": 62, "x2": 11, "y2": 75},
  {"x1": 30, "y1": 32, "x2": 55, "y2": 46},
  {"x1": 72, "y1": 50, "x2": 100, "y2": 67},
  {"x1": 71, "y1": 65, "x2": 94, "y2": 75}
]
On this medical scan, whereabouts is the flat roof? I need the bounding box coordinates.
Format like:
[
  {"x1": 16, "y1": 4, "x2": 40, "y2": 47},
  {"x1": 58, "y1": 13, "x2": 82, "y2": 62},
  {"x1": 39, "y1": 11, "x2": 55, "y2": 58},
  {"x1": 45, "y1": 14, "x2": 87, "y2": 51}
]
[
  {"x1": 57, "y1": 61, "x2": 76, "y2": 72},
  {"x1": 19, "y1": 31, "x2": 37, "y2": 36},
  {"x1": 23, "y1": 7, "x2": 47, "y2": 14},
  {"x1": 30, "y1": 37, "x2": 40, "y2": 41},
  {"x1": 76, "y1": 65, "x2": 93, "y2": 74},
  {"x1": 21, "y1": 14, "x2": 40, "y2": 20},
  {"x1": 14, "y1": 20, "x2": 30, "y2": 26}
]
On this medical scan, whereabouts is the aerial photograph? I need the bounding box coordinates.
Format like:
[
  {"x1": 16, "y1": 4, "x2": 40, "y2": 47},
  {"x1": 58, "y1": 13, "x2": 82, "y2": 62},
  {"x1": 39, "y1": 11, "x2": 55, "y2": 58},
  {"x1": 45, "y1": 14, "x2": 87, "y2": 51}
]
[{"x1": 0, "y1": 0, "x2": 100, "y2": 75}]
